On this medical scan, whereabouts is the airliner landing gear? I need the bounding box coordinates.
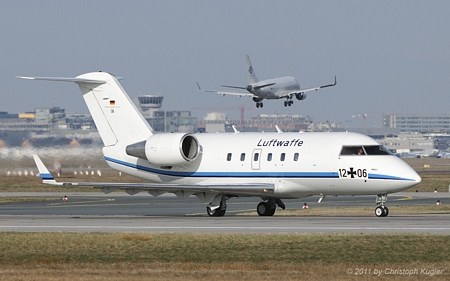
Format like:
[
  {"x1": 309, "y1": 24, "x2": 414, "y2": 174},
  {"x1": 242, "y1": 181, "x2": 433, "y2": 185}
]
[
  {"x1": 207, "y1": 195, "x2": 227, "y2": 217},
  {"x1": 375, "y1": 194, "x2": 389, "y2": 217},
  {"x1": 257, "y1": 199, "x2": 285, "y2": 216},
  {"x1": 207, "y1": 206, "x2": 226, "y2": 217},
  {"x1": 256, "y1": 102, "x2": 263, "y2": 108},
  {"x1": 284, "y1": 100, "x2": 293, "y2": 107}
]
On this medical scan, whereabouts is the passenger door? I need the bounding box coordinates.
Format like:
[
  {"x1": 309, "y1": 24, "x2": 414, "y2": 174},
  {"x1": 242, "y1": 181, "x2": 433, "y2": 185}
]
[{"x1": 251, "y1": 149, "x2": 262, "y2": 170}]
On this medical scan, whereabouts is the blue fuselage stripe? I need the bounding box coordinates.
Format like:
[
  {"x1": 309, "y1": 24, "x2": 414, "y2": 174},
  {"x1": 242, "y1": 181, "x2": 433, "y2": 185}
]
[
  {"x1": 104, "y1": 157, "x2": 413, "y2": 181},
  {"x1": 105, "y1": 157, "x2": 338, "y2": 178}
]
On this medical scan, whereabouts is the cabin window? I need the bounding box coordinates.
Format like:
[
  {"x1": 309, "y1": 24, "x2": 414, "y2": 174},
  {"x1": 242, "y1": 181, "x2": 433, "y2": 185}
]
[
  {"x1": 240, "y1": 153, "x2": 246, "y2": 161},
  {"x1": 280, "y1": 153, "x2": 286, "y2": 161},
  {"x1": 293, "y1": 153, "x2": 299, "y2": 161},
  {"x1": 267, "y1": 153, "x2": 272, "y2": 161},
  {"x1": 254, "y1": 153, "x2": 259, "y2": 161},
  {"x1": 227, "y1": 153, "x2": 232, "y2": 161}
]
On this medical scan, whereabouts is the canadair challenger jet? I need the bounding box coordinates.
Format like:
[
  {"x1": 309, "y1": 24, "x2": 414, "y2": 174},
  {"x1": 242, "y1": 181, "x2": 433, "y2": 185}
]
[
  {"x1": 19, "y1": 72, "x2": 420, "y2": 217},
  {"x1": 197, "y1": 55, "x2": 336, "y2": 108}
]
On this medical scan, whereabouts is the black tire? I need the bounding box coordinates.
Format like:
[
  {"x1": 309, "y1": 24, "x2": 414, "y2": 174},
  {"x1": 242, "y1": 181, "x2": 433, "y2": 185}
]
[
  {"x1": 382, "y1": 206, "x2": 389, "y2": 217},
  {"x1": 207, "y1": 206, "x2": 226, "y2": 217},
  {"x1": 207, "y1": 206, "x2": 215, "y2": 217},
  {"x1": 257, "y1": 202, "x2": 276, "y2": 216},
  {"x1": 375, "y1": 206, "x2": 384, "y2": 217},
  {"x1": 266, "y1": 207, "x2": 276, "y2": 216},
  {"x1": 257, "y1": 202, "x2": 268, "y2": 216}
]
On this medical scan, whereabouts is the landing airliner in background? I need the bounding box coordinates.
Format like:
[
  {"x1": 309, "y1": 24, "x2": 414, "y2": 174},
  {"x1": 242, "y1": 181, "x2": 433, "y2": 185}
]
[
  {"x1": 20, "y1": 72, "x2": 420, "y2": 217},
  {"x1": 197, "y1": 55, "x2": 336, "y2": 108}
]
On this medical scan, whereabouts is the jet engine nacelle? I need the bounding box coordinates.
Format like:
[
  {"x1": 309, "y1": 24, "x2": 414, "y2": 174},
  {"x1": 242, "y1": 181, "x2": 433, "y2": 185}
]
[
  {"x1": 295, "y1": 93, "x2": 307, "y2": 100},
  {"x1": 252, "y1": 97, "x2": 263, "y2": 103},
  {"x1": 126, "y1": 133, "x2": 199, "y2": 165}
]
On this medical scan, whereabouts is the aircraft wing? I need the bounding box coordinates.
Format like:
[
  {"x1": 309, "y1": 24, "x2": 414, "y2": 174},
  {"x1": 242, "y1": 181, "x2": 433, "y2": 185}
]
[
  {"x1": 33, "y1": 155, "x2": 274, "y2": 197},
  {"x1": 278, "y1": 76, "x2": 337, "y2": 98},
  {"x1": 196, "y1": 83, "x2": 256, "y2": 98}
]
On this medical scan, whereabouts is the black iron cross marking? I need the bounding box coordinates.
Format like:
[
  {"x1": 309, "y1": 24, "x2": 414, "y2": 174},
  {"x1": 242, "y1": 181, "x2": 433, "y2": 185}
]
[{"x1": 347, "y1": 167, "x2": 357, "y2": 178}]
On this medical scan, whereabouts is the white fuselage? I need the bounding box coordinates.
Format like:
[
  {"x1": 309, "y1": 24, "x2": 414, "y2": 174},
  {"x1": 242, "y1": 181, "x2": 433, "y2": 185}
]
[
  {"x1": 103, "y1": 131, "x2": 421, "y2": 199},
  {"x1": 252, "y1": 76, "x2": 299, "y2": 99}
]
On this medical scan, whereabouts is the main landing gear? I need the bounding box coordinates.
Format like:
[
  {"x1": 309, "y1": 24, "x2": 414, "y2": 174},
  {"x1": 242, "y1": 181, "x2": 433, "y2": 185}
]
[
  {"x1": 207, "y1": 195, "x2": 227, "y2": 217},
  {"x1": 257, "y1": 199, "x2": 285, "y2": 216},
  {"x1": 284, "y1": 100, "x2": 293, "y2": 107},
  {"x1": 207, "y1": 196, "x2": 286, "y2": 217},
  {"x1": 374, "y1": 194, "x2": 389, "y2": 217},
  {"x1": 256, "y1": 102, "x2": 263, "y2": 108}
]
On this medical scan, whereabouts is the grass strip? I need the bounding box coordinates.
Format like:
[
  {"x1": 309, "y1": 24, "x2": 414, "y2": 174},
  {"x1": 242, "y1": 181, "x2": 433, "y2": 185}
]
[
  {"x1": 0, "y1": 232, "x2": 449, "y2": 265},
  {"x1": 0, "y1": 233, "x2": 449, "y2": 280}
]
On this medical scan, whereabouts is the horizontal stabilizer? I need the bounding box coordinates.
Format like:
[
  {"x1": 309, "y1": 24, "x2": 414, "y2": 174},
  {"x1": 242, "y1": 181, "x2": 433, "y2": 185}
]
[{"x1": 16, "y1": 76, "x2": 106, "y2": 84}]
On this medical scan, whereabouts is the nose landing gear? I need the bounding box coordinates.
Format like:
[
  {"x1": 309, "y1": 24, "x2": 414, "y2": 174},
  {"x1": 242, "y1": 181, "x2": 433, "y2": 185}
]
[{"x1": 375, "y1": 194, "x2": 389, "y2": 217}]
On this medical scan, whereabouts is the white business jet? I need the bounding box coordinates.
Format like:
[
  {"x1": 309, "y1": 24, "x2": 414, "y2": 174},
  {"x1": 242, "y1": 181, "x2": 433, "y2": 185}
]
[
  {"x1": 19, "y1": 72, "x2": 420, "y2": 217},
  {"x1": 198, "y1": 55, "x2": 336, "y2": 108}
]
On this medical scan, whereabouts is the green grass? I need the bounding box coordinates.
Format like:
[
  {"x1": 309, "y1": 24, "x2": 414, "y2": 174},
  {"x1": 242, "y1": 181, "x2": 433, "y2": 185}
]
[
  {"x1": 0, "y1": 233, "x2": 449, "y2": 280},
  {"x1": 0, "y1": 232, "x2": 449, "y2": 265}
]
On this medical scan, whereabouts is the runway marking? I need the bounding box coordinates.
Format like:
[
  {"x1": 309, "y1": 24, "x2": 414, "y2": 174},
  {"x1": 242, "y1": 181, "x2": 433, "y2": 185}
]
[
  {"x1": 1, "y1": 225, "x2": 450, "y2": 231},
  {"x1": 186, "y1": 209, "x2": 255, "y2": 216},
  {"x1": 397, "y1": 196, "x2": 413, "y2": 201},
  {"x1": 48, "y1": 198, "x2": 115, "y2": 206}
]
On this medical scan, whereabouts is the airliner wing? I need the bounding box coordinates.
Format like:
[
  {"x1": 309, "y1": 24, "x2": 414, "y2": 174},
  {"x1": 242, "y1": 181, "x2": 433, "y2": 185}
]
[
  {"x1": 196, "y1": 83, "x2": 255, "y2": 98},
  {"x1": 278, "y1": 76, "x2": 337, "y2": 98},
  {"x1": 33, "y1": 155, "x2": 274, "y2": 197}
]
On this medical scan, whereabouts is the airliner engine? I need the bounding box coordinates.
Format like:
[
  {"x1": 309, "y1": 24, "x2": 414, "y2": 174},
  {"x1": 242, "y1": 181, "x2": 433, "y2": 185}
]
[
  {"x1": 126, "y1": 133, "x2": 199, "y2": 165},
  {"x1": 295, "y1": 93, "x2": 307, "y2": 100}
]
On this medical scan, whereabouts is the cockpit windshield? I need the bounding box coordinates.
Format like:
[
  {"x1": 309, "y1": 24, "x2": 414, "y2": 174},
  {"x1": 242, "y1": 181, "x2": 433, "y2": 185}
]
[{"x1": 340, "y1": 145, "x2": 392, "y2": 156}]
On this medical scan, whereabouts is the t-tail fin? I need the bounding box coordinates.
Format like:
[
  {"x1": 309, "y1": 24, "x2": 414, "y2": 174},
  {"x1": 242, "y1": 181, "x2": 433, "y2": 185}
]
[
  {"x1": 246, "y1": 54, "x2": 259, "y2": 84},
  {"x1": 18, "y1": 72, "x2": 153, "y2": 146}
]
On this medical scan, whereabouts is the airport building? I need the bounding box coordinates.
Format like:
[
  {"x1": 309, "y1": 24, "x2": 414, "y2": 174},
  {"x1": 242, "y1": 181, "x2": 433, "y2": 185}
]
[
  {"x1": 198, "y1": 114, "x2": 313, "y2": 133},
  {"x1": 383, "y1": 114, "x2": 450, "y2": 133},
  {"x1": 134, "y1": 95, "x2": 198, "y2": 133}
]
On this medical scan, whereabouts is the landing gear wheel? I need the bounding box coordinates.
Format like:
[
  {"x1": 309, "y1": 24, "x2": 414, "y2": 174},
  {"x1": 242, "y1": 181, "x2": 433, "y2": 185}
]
[
  {"x1": 207, "y1": 206, "x2": 226, "y2": 217},
  {"x1": 375, "y1": 194, "x2": 389, "y2": 217},
  {"x1": 288, "y1": 101, "x2": 293, "y2": 106},
  {"x1": 382, "y1": 206, "x2": 389, "y2": 217},
  {"x1": 284, "y1": 101, "x2": 288, "y2": 107},
  {"x1": 375, "y1": 206, "x2": 389, "y2": 217},
  {"x1": 257, "y1": 202, "x2": 276, "y2": 216},
  {"x1": 260, "y1": 102, "x2": 263, "y2": 108}
]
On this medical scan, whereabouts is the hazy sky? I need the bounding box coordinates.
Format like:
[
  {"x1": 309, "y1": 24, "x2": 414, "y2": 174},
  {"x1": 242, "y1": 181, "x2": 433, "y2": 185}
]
[{"x1": 1, "y1": 1, "x2": 449, "y2": 127}]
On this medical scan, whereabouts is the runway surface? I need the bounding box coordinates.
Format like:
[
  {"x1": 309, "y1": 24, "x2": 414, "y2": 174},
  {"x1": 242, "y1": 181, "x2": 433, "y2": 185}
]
[{"x1": 0, "y1": 192, "x2": 449, "y2": 234}]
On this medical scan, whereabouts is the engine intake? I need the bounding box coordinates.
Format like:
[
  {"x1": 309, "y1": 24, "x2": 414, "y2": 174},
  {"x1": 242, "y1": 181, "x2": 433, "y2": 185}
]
[
  {"x1": 126, "y1": 133, "x2": 199, "y2": 165},
  {"x1": 295, "y1": 92, "x2": 307, "y2": 100}
]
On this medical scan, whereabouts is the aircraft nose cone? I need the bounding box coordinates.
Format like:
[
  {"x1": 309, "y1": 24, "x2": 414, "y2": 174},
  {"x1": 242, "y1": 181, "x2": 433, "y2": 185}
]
[{"x1": 400, "y1": 164, "x2": 421, "y2": 189}]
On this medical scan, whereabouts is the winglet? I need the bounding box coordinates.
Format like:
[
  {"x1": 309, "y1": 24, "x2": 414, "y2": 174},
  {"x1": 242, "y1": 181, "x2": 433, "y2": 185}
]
[
  {"x1": 319, "y1": 76, "x2": 337, "y2": 89},
  {"x1": 32, "y1": 155, "x2": 61, "y2": 185}
]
